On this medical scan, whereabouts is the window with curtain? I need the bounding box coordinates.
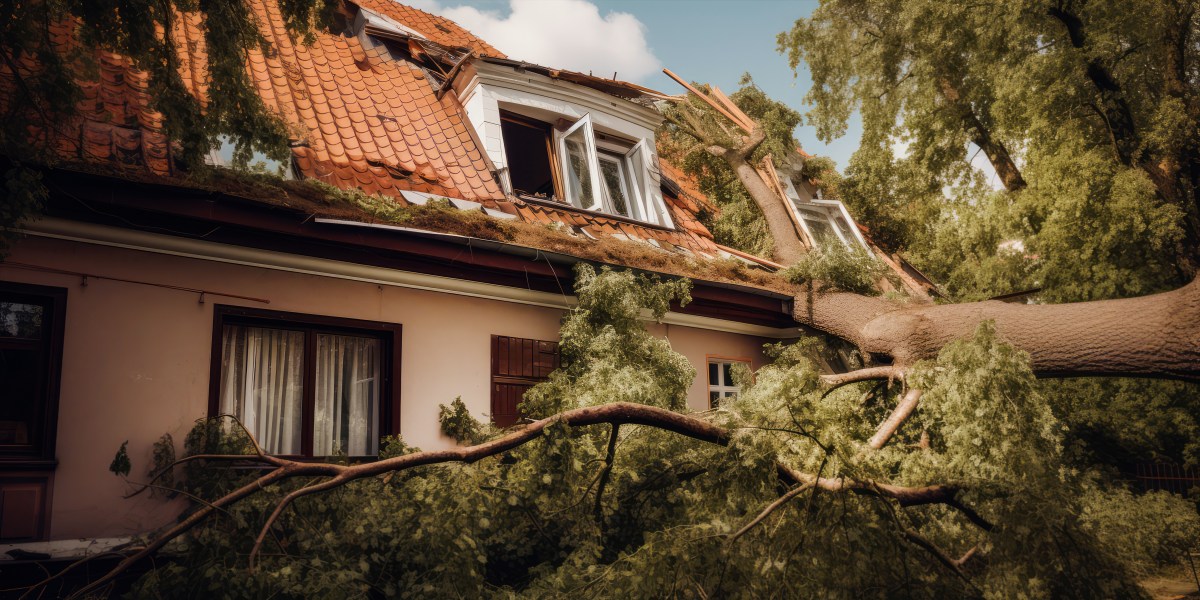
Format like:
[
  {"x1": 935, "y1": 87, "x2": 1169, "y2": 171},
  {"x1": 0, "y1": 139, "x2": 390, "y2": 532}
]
[{"x1": 212, "y1": 307, "x2": 399, "y2": 458}]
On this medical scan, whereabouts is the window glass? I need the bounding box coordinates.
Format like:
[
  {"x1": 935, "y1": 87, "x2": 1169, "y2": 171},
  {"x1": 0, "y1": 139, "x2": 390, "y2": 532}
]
[
  {"x1": 799, "y1": 206, "x2": 837, "y2": 245},
  {"x1": 314, "y1": 334, "x2": 380, "y2": 456},
  {"x1": 627, "y1": 144, "x2": 649, "y2": 216},
  {"x1": 218, "y1": 325, "x2": 305, "y2": 455},
  {"x1": 707, "y1": 359, "x2": 747, "y2": 409},
  {"x1": 562, "y1": 126, "x2": 594, "y2": 208},
  {"x1": 0, "y1": 349, "x2": 40, "y2": 445},
  {"x1": 598, "y1": 154, "x2": 631, "y2": 216},
  {"x1": 0, "y1": 303, "x2": 42, "y2": 339}
]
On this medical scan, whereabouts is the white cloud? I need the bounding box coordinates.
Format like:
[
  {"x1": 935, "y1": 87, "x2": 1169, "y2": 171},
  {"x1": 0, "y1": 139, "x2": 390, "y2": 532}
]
[{"x1": 407, "y1": 0, "x2": 661, "y2": 83}]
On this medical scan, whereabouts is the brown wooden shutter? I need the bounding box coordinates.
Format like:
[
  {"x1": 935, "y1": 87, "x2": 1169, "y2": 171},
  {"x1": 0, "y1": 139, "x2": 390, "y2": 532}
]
[{"x1": 491, "y1": 335, "x2": 560, "y2": 428}]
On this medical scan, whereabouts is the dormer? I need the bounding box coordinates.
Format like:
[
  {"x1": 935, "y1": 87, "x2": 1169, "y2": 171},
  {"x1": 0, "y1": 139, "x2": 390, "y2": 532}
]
[
  {"x1": 771, "y1": 156, "x2": 872, "y2": 254},
  {"x1": 453, "y1": 59, "x2": 675, "y2": 228}
]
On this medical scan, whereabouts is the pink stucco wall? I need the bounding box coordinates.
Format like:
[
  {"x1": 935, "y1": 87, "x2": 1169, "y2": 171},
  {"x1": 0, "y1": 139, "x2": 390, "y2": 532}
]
[{"x1": 1, "y1": 234, "x2": 774, "y2": 540}]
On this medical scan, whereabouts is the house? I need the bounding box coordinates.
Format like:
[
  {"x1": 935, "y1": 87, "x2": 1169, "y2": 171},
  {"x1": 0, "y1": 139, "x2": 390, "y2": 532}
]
[{"x1": 0, "y1": 0, "x2": 919, "y2": 550}]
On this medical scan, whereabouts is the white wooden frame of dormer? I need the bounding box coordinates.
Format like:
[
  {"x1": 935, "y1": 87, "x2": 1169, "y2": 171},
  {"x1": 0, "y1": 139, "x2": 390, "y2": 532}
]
[
  {"x1": 552, "y1": 116, "x2": 674, "y2": 228},
  {"x1": 813, "y1": 199, "x2": 872, "y2": 253},
  {"x1": 554, "y1": 114, "x2": 605, "y2": 212},
  {"x1": 780, "y1": 177, "x2": 871, "y2": 254}
]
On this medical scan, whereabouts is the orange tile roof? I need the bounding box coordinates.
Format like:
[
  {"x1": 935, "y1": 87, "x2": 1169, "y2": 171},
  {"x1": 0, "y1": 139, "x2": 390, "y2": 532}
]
[{"x1": 1, "y1": 0, "x2": 728, "y2": 260}]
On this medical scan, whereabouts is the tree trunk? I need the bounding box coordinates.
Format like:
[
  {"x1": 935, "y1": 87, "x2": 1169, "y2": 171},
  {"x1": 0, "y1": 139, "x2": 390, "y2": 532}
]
[
  {"x1": 798, "y1": 277, "x2": 1200, "y2": 381},
  {"x1": 726, "y1": 154, "x2": 808, "y2": 264},
  {"x1": 937, "y1": 78, "x2": 1027, "y2": 192}
]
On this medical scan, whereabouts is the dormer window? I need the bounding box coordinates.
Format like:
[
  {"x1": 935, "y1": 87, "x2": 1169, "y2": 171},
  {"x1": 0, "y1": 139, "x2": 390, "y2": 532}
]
[
  {"x1": 555, "y1": 115, "x2": 658, "y2": 221},
  {"x1": 457, "y1": 59, "x2": 675, "y2": 228},
  {"x1": 778, "y1": 175, "x2": 872, "y2": 253}
]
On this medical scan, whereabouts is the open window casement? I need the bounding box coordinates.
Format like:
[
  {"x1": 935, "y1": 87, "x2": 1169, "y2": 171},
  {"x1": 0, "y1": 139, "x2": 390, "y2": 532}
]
[
  {"x1": 555, "y1": 114, "x2": 605, "y2": 211},
  {"x1": 626, "y1": 140, "x2": 674, "y2": 228}
]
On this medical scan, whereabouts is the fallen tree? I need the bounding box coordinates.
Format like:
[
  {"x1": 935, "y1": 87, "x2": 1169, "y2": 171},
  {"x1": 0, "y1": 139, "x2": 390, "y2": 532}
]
[{"x1": 23, "y1": 266, "x2": 1200, "y2": 599}]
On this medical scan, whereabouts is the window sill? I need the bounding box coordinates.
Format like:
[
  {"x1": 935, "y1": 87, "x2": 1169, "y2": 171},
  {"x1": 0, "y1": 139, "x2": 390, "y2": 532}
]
[{"x1": 515, "y1": 194, "x2": 679, "y2": 233}]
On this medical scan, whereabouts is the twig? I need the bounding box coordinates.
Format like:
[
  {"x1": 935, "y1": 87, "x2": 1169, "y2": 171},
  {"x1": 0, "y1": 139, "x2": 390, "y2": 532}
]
[
  {"x1": 593, "y1": 424, "x2": 620, "y2": 533},
  {"x1": 728, "y1": 482, "x2": 815, "y2": 542}
]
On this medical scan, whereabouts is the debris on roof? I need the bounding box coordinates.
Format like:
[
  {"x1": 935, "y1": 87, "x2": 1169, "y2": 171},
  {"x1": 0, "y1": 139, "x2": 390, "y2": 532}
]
[{"x1": 0, "y1": 0, "x2": 736, "y2": 261}]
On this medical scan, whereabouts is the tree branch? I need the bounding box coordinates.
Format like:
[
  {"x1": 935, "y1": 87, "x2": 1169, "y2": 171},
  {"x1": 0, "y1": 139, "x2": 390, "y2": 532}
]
[
  {"x1": 820, "y1": 366, "x2": 903, "y2": 395},
  {"x1": 593, "y1": 424, "x2": 620, "y2": 532},
  {"x1": 727, "y1": 481, "x2": 814, "y2": 542},
  {"x1": 867, "y1": 388, "x2": 923, "y2": 449}
]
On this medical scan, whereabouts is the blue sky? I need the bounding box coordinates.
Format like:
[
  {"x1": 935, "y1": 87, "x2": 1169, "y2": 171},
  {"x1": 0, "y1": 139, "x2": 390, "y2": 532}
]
[{"x1": 409, "y1": 0, "x2": 864, "y2": 171}]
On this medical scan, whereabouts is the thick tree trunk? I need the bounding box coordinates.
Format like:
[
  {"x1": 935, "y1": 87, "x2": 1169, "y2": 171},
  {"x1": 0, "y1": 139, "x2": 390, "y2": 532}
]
[
  {"x1": 798, "y1": 277, "x2": 1200, "y2": 381},
  {"x1": 726, "y1": 154, "x2": 808, "y2": 264}
]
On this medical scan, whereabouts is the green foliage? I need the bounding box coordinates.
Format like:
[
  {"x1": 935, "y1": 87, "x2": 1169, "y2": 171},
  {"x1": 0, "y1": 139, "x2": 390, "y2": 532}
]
[
  {"x1": 149, "y1": 433, "x2": 177, "y2": 499},
  {"x1": 120, "y1": 287, "x2": 1198, "y2": 597},
  {"x1": 438, "y1": 396, "x2": 485, "y2": 444},
  {"x1": 109, "y1": 441, "x2": 131, "y2": 477},
  {"x1": 781, "y1": 0, "x2": 1196, "y2": 301},
  {"x1": 521, "y1": 264, "x2": 694, "y2": 417},
  {"x1": 1080, "y1": 487, "x2": 1200, "y2": 578},
  {"x1": 781, "y1": 240, "x2": 890, "y2": 295}
]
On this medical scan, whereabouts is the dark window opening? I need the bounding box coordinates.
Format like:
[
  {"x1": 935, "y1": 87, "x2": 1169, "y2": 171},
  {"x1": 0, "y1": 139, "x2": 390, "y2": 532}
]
[
  {"x1": 0, "y1": 281, "x2": 66, "y2": 543},
  {"x1": 500, "y1": 112, "x2": 557, "y2": 198}
]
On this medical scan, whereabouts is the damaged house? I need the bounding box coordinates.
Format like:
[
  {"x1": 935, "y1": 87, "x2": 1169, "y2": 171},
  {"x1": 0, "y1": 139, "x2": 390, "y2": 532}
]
[{"x1": 0, "y1": 0, "x2": 928, "y2": 550}]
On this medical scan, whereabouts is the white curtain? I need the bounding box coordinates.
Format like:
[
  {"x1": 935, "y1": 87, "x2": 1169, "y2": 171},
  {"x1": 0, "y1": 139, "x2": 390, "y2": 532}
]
[
  {"x1": 219, "y1": 325, "x2": 304, "y2": 454},
  {"x1": 314, "y1": 334, "x2": 379, "y2": 456}
]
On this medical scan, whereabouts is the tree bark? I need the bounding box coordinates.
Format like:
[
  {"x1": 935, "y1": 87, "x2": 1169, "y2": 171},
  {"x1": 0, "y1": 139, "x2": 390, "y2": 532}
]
[
  {"x1": 937, "y1": 78, "x2": 1027, "y2": 192},
  {"x1": 726, "y1": 153, "x2": 808, "y2": 264},
  {"x1": 797, "y1": 276, "x2": 1200, "y2": 381}
]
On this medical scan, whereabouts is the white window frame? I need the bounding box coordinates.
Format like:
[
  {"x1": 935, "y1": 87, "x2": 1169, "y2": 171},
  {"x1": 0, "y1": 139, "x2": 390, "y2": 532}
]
[
  {"x1": 708, "y1": 358, "x2": 748, "y2": 408},
  {"x1": 780, "y1": 176, "x2": 871, "y2": 254},
  {"x1": 555, "y1": 114, "x2": 605, "y2": 212},
  {"x1": 551, "y1": 115, "x2": 674, "y2": 228}
]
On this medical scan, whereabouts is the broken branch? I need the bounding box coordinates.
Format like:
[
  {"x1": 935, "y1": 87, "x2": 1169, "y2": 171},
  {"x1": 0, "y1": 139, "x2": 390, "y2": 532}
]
[{"x1": 867, "y1": 388, "x2": 923, "y2": 449}]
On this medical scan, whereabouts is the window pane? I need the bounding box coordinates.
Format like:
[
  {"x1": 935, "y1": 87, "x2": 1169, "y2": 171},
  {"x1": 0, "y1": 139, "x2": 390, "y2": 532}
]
[
  {"x1": 0, "y1": 303, "x2": 42, "y2": 339},
  {"x1": 314, "y1": 334, "x2": 380, "y2": 456},
  {"x1": 799, "y1": 206, "x2": 836, "y2": 245},
  {"x1": 709, "y1": 391, "x2": 720, "y2": 409},
  {"x1": 218, "y1": 325, "x2": 304, "y2": 455},
  {"x1": 563, "y1": 128, "x2": 594, "y2": 207},
  {"x1": 599, "y1": 155, "x2": 629, "y2": 216},
  {"x1": 0, "y1": 349, "x2": 40, "y2": 446},
  {"x1": 627, "y1": 144, "x2": 648, "y2": 208},
  {"x1": 723, "y1": 362, "x2": 735, "y2": 387},
  {"x1": 708, "y1": 362, "x2": 719, "y2": 386},
  {"x1": 831, "y1": 212, "x2": 858, "y2": 248}
]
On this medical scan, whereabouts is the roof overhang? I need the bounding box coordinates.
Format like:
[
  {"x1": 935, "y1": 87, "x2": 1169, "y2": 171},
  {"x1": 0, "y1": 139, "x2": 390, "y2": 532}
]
[{"x1": 27, "y1": 167, "x2": 803, "y2": 334}]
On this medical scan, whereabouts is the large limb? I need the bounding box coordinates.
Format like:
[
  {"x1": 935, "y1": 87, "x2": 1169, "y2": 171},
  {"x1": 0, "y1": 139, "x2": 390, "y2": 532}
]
[
  {"x1": 41, "y1": 403, "x2": 986, "y2": 599},
  {"x1": 797, "y1": 277, "x2": 1200, "y2": 381}
]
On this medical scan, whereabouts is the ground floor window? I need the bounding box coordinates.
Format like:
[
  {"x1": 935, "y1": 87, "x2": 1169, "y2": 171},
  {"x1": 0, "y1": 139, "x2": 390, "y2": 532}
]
[
  {"x1": 0, "y1": 281, "x2": 66, "y2": 542},
  {"x1": 210, "y1": 306, "x2": 401, "y2": 457},
  {"x1": 708, "y1": 357, "x2": 749, "y2": 408},
  {"x1": 490, "y1": 335, "x2": 559, "y2": 428}
]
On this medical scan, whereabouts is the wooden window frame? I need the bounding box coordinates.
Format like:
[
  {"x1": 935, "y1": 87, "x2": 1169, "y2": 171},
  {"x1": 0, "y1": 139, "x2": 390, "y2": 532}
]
[
  {"x1": 0, "y1": 281, "x2": 67, "y2": 468},
  {"x1": 208, "y1": 305, "x2": 402, "y2": 458},
  {"x1": 490, "y1": 335, "x2": 559, "y2": 428}
]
